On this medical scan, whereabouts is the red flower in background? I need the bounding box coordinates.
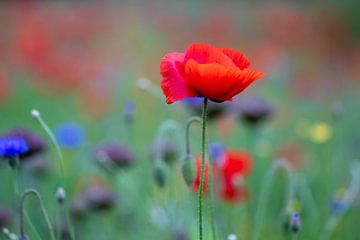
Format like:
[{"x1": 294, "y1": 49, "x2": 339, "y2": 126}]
[
  {"x1": 160, "y1": 43, "x2": 264, "y2": 104},
  {"x1": 192, "y1": 149, "x2": 252, "y2": 203},
  {"x1": 0, "y1": 70, "x2": 9, "y2": 104}
]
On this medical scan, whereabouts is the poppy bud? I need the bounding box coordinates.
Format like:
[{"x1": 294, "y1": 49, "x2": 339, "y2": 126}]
[
  {"x1": 153, "y1": 161, "x2": 166, "y2": 188},
  {"x1": 181, "y1": 154, "x2": 196, "y2": 187},
  {"x1": 56, "y1": 187, "x2": 66, "y2": 204},
  {"x1": 290, "y1": 213, "x2": 301, "y2": 233}
]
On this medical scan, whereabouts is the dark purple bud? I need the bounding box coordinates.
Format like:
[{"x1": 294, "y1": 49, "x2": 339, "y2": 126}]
[
  {"x1": 151, "y1": 140, "x2": 179, "y2": 165},
  {"x1": 290, "y1": 213, "x2": 301, "y2": 233},
  {"x1": 83, "y1": 186, "x2": 117, "y2": 211},
  {"x1": 234, "y1": 97, "x2": 274, "y2": 126},
  {"x1": 124, "y1": 101, "x2": 136, "y2": 123},
  {"x1": 94, "y1": 144, "x2": 135, "y2": 170}
]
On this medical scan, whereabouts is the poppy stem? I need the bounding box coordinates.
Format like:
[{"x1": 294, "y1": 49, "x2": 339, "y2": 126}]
[
  {"x1": 198, "y1": 98, "x2": 208, "y2": 240},
  {"x1": 20, "y1": 189, "x2": 56, "y2": 240},
  {"x1": 185, "y1": 116, "x2": 202, "y2": 155}
]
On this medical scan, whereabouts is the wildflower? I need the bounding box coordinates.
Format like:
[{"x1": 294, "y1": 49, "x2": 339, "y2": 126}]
[
  {"x1": 124, "y1": 101, "x2": 136, "y2": 123},
  {"x1": 3, "y1": 128, "x2": 47, "y2": 159},
  {"x1": 192, "y1": 149, "x2": 252, "y2": 203},
  {"x1": 330, "y1": 187, "x2": 348, "y2": 215},
  {"x1": 227, "y1": 234, "x2": 237, "y2": 240},
  {"x1": 160, "y1": 43, "x2": 264, "y2": 104},
  {"x1": 94, "y1": 144, "x2": 135, "y2": 170},
  {"x1": 308, "y1": 122, "x2": 332, "y2": 144},
  {"x1": 55, "y1": 123, "x2": 85, "y2": 149},
  {"x1": 182, "y1": 97, "x2": 230, "y2": 120},
  {"x1": 0, "y1": 137, "x2": 29, "y2": 159},
  {"x1": 234, "y1": 96, "x2": 273, "y2": 126},
  {"x1": 290, "y1": 213, "x2": 301, "y2": 233},
  {"x1": 83, "y1": 185, "x2": 116, "y2": 211}
]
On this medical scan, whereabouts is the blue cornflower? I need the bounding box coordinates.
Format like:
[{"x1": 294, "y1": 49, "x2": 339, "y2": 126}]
[
  {"x1": 55, "y1": 123, "x2": 85, "y2": 149},
  {"x1": 209, "y1": 142, "x2": 225, "y2": 164},
  {"x1": 0, "y1": 137, "x2": 29, "y2": 159},
  {"x1": 124, "y1": 101, "x2": 136, "y2": 123}
]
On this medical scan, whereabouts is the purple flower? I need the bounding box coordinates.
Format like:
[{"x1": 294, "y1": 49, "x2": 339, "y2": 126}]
[
  {"x1": 94, "y1": 144, "x2": 135, "y2": 170},
  {"x1": 0, "y1": 207, "x2": 12, "y2": 228},
  {"x1": 234, "y1": 97, "x2": 274, "y2": 126}
]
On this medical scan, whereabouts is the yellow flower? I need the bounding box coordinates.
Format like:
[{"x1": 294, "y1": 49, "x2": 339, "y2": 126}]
[{"x1": 309, "y1": 122, "x2": 332, "y2": 143}]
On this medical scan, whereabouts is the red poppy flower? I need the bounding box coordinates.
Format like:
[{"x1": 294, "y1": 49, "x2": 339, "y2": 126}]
[
  {"x1": 192, "y1": 149, "x2": 252, "y2": 203},
  {"x1": 160, "y1": 43, "x2": 264, "y2": 104}
]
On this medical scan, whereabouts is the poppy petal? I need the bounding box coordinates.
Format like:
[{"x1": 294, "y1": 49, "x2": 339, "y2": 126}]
[
  {"x1": 160, "y1": 52, "x2": 197, "y2": 104},
  {"x1": 184, "y1": 43, "x2": 235, "y2": 67},
  {"x1": 185, "y1": 59, "x2": 264, "y2": 102},
  {"x1": 220, "y1": 48, "x2": 251, "y2": 70}
]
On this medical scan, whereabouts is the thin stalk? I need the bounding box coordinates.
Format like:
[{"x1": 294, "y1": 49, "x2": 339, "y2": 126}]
[
  {"x1": 185, "y1": 117, "x2": 202, "y2": 155},
  {"x1": 32, "y1": 110, "x2": 65, "y2": 182},
  {"x1": 252, "y1": 160, "x2": 295, "y2": 240},
  {"x1": 31, "y1": 110, "x2": 76, "y2": 240},
  {"x1": 207, "y1": 152, "x2": 217, "y2": 240},
  {"x1": 198, "y1": 98, "x2": 208, "y2": 240},
  {"x1": 20, "y1": 189, "x2": 56, "y2": 240}
]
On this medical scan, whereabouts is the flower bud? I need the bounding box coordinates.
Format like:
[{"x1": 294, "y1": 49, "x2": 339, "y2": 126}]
[
  {"x1": 181, "y1": 154, "x2": 196, "y2": 187},
  {"x1": 56, "y1": 187, "x2": 66, "y2": 204},
  {"x1": 153, "y1": 161, "x2": 166, "y2": 188},
  {"x1": 31, "y1": 109, "x2": 40, "y2": 119},
  {"x1": 290, "y1": 213, "x2": 301, "y2": 233}
]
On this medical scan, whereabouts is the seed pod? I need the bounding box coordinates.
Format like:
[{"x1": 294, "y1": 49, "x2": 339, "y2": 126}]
[
  {"x1": 181, "y1": 154, "x2": 196, "y2": 187},
  {"x1": 153, "y1": 161, "x2": 166, "y2": 188}
]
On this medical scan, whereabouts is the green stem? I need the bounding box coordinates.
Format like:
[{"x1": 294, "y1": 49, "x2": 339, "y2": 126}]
[
  {"x1": 252, "y1": 160, "x2": 295, "y2": 240},
  {"x1": 33, "y1": 112, "x2": 65, "y2": 183},
  {"x1": 198, "y1": 98, "x2": 208, "y2": 240},
  {"x1": 20, "y1": 189, "x2": 56, "y2": 240},
  {"x1": 208, "y1": 154, "x2": 217, "y2": 240},
  {"x1": 32, "y1": 110, "x2": 76, "y2": 239}
]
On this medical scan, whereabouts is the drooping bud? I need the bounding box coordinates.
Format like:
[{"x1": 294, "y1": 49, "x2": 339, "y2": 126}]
[
  {"x1": 56, "y1": 187, "x2": 66, "y2": 204},
  {"x1": 181, "y1": 154, "x2": 196, "y2": 187},
  {"x1": 153, "y1": 161, "x2": 166, "y2": 188},
  {"x1": 290, "y1": 213, "x2": 301, "y2": 234}
]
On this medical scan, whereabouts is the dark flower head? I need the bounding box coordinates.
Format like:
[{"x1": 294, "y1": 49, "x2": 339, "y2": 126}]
[
  {"x1": 0, "y1": 207, "x2": 13, "y2": 228},
  {"x1": 124, "y1": 101, "x2": 136, "y2": 123},
  {"x1": 0, "y1": 137, "x2": 29, "y2": 159},
  {"x1": 182, "y1": 97, "x2": 230, "y2": 120},
  {"x1": 174, "y1": 229, "x2": 189, "y2": 240},
  {"x1": 55, "y1": 123, "x2": 85, "y2": 149},
  {"x1": 290, "y1": 213, "x2": 301, "y2": 233},
  {"x1": 83, "y1": 186, "x2": 117, "y2": 211},
  {"x1": 3, "y1": 128, "x2": 47, "y2": 159},
  {"x1": 94, "y1": 144, "x2": 135, "y2": 170},
  {"x1": 151, "y1": 140, "x2": 179, "y2": 165},
  {"x1": 234, "y1": 97, "x2": 273, "y2": 126}
]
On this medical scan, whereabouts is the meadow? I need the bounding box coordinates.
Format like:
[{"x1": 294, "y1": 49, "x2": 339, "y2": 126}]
[{"x1": 0, "y1": 1, "x2": 359, "y2": 240}]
